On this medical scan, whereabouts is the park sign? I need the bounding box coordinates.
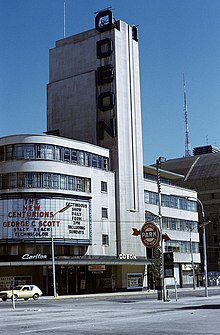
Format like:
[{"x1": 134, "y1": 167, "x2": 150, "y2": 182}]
[{"x1": 140, "y1": 222, "x2": 160, "y2": 248}]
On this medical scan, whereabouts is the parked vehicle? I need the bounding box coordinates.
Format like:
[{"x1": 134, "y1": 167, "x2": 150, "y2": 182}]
[{"x1": 0, "y1": 285, "x2": 42, "y2": 301}]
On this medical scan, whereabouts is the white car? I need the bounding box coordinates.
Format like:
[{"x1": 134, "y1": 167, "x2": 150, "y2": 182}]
[{"x1": 0, "y1": 285, "x2": 42, "y2": 301}]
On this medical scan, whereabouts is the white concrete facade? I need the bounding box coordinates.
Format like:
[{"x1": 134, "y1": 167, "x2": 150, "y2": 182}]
[
  {"x1": 144, "y1": 166, "x2": 200, "y2": 288},
  {"x1": 47, "y1": 15, "x2": 145, "y2": 260}
]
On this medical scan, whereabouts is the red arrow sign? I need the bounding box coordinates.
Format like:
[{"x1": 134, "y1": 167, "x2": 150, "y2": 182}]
[
  {"x1": 132, "y1": 228, "x2": 140, "y2": 236},
  {"x1": 162, "y1": 233, "x2": 171, "y2": 241}
]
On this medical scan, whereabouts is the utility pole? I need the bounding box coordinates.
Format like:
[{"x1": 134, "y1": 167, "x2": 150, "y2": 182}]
[{"x1": 156, "y1": 157, "x2": 166, "y2": 301}]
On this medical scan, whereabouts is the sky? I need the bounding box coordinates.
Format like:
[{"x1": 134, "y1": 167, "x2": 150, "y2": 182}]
[{"x1": 1, "y1": 0, "x2": 220, "y2": 165}]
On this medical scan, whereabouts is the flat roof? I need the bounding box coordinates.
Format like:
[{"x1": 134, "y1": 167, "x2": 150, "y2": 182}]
[{"x1": 143, "y1": 165, "x2": 184, "y2": 180}]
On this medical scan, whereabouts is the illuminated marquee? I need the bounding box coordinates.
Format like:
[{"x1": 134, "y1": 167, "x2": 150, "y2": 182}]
[{"x1": 0, "y1": 197, "x2": 92, "y2": 244}]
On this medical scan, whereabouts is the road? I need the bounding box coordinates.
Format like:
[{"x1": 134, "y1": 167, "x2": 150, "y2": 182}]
[{"x1": 0, "y1": 288, "x2": 220, "y2": 334}]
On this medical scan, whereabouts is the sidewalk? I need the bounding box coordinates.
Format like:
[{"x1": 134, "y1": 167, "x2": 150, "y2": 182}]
[{"x1": 43, "y1": 286, "x2": 220, "y2": 301}]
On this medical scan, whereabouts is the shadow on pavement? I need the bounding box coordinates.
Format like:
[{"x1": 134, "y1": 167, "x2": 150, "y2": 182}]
[{"x1": 180, "y1": 304, "x2": 220, "y2": 310}]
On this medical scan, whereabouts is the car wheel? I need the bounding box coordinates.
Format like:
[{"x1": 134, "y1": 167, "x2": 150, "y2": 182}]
[
  {"x1": 24, "y1": 298, "x2": 29, "y2": 301},
  {"x1": 2, "y1": 296, "x2": 7, "y2": 301},
  {"x1": 33, "y1": 293, "x2": 39, "y2": 300},
  {"x1": 12, "y1": 294, "x2": 18, "y2": 301}
]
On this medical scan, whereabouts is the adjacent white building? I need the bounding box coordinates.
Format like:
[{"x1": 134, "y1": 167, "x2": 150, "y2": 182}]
[{"x1": 144, "y1": 166, "x2": 200, "y2": 288}]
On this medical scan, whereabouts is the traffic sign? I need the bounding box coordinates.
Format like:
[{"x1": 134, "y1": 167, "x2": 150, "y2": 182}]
[
  {"x1": 140, "y1": 222, "x2": 160, "y2": 248},
  {"x1": 164, "y1": 252, "x2": 174, "y2": 278}
]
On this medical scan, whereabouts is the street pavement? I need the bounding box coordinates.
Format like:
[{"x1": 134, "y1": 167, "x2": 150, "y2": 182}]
[{"x1": 0, "y1": 287, "x2": 219, "y2": 334}]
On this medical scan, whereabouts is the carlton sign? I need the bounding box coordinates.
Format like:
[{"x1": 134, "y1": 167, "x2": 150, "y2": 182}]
[{"x1": 140, "y1": 222, "x2": 160, "y2": 248}]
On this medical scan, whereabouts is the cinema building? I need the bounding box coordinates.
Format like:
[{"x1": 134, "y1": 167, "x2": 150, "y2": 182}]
[{"x1": 0, "y1": 10, "x2": 200, "y2": 294}]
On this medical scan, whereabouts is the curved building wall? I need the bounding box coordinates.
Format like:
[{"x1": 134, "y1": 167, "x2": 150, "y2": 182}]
[
  {"x1": 0, "y1": 133, "x2": 151, "y2": 295},
  {"x1": 0, "y1": 134, "x2": 115, "y2": 248}
]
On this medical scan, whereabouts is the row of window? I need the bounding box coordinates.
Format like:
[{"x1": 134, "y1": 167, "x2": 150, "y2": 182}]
[
  {"x1": 0, "y1": 144, "x2": 109, "y2": 170},
  {"x1": 144, "y1": 173, "x2": 172, "y2": 185},
  {"x1": 165, "y1": 240, "x2": 199, "y2": 254},
  {"x1": 0, "y1": 173, "x2": 91, "y2": 193},
  {"x1": 0, "y1": 172, "x2": 109, "y2": 196},
  {"x1": 163, "y1": 216, "x2": 198, "y2": 232},
  {"x1": 144, "y1": 191, "x2": 197, "y2": 212},
  {"x1": 101, "y1": 236, "x2": 199, "y2": 250},
  {"x1": 145, "y1": 212, "x2": 198, "y2": 232}
]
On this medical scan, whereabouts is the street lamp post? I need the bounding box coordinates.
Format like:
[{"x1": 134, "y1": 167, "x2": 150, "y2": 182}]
[
  {"x1": 51, "y1": 203, "x2": 73, "y2": 298},
  {"x1": 51, "y1": 234, "x2": 56, "y2": 298},
  {"x1": 187, "y1": 197, "x2": 208, "y2": 297},
  {"x1": 197, "y1": 198, "x2": 208, "y2": 298},
  {"x1": 156, "y1": 157, "x2": 166, "y2": 302},
  {"x1": 189, "y1": 224, "x2": 196, "y2": 290}
]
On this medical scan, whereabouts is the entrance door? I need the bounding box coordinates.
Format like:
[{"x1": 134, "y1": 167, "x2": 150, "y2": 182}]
[
  {"x1": 47, "y1": 265, "x2": 86, "y2": 295},
  {"x1": 67, "y1": 267, "x2": 77, "y2": 294},
  {"x1": 67, "y1": 266, "x2": 86, "y2": 294}
]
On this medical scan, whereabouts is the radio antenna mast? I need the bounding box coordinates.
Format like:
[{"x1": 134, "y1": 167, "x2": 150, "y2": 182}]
[
  {"x1": 183, "y1": 74, "x2": 191, "y2": 157},
  {"x1": 63, "y1": 2, "x2": 66, "y2": 38}
]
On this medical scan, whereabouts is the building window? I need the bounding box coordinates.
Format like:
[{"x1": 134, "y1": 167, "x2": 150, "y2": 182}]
[
  {"x1": 0, "y1": 146, "x2": 4, "y2": 161},
  {"x1": 85, "y1": 178, "x2": 91, "y2": 193},
  {"x1": 101, "y1": 181, "x2": 107, "y2": 192},
  {"x1": 52, "y1": 174, "x2": 59, "y2": 188},
  {"x1": 102, "y1": 207, "x2": 108, "y2": 219},
  {"x1": 35, "y1": 173, "x2": 42, "y2": 188},
  {"x1": 25, "y1": 145, "x2": 35, "y2": 159},
  {"x1": 55, "y1": 146, "x2": 62, "y2": 161},
  {"x1": 92, "y1": 154, "x2": 98, "y2": 168},
  {"x1": 60, "y1": 175, "x2": 67, "y2": 189},
  {"x1": 43, "y1": 173, "x2": 52, "y2": 188},
  {"x1": 84, "y1": 152, "x2": 89, "y2": 166},
  {"x1": 144, "y1": 191, "x2": 197, "y2": 212},
  {"x1": 17, "y1": 173, "x2": 25, "y2": 188},
  {"x1": 71, "y1": 150, "x2": 78, "y2": 164},
  {"x1": 14, "y1": 144, "x2": 24, "y2": 159},
  {"x1": 165, "y1": 240, "x2": 199, "y2": 254},
  {"x1": 8, "y1": 173, "x2": 17, "y2": 188},
  {"x1": 37, "y1": 144, "x2": 54, "y2": 159},
  {"x1": 26, "y1": 173, "x2": 34, "y2": 188},
  {"x1": 0, "y1": 172, "x2": 91, "y2": 193},
  {"x1": 103, "y1": 158, "x2": 109, "y2": 170},
  {"x1": 63, "y1": 148, "x2": 71, "y2": 162},
  {"x1": 1, "y1": 143, "x2": 109, "y2": 171},
  {"x1": 78, "y1": 151, "x2": 85, "y2": 165},
  {"x1": 76, "y1": 177, "x2": 83, "y2": 191},
  {"x1": 68, "y1": 176, "x2": 76, "y2": 191},
  {"x1": 6, "y1": 145, "x2": 13, "y2": 160},
  {"x1": 98, "y1": 156, "x2": 103, "y2": 169},
  {"x1": 102, "y1": 234, "x2": 109, "y2": 245}
]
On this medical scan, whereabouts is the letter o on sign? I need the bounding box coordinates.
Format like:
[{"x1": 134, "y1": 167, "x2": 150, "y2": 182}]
[{"x1": 141, "y1": 222, "x2": 160, "y2": 248}]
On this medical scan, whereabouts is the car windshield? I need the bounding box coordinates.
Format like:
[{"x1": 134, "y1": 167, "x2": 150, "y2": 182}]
[{"x1": 13, "y1": 286, "x2": 23, "y2": 290}]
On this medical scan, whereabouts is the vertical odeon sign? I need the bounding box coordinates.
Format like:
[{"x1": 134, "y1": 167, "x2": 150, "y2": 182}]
[
  {"x1": 95, "y1": 9, "x2": 116, "y2": 140},
  {"x1": 95, "y1": 10, "x2": 138, "y2": 141}
]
